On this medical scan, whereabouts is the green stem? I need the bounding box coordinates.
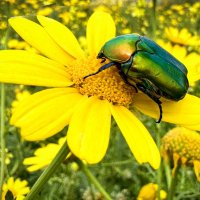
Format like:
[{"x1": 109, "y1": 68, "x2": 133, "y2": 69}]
[
  {"x1": 25, "y1": 141, "x2": 70, "y2": 200},
  {"x1": 101, "y1": 158, "x2": 134, "y2": 167},
  {"x1": 167, "y1": 165, "x2": 180, "y2": 200},
  {"x1": 78, "y1": 160, "x2": 112, "y2": 200},
  {"x1": 0, "y1": 83, "x2": 6, "y2": 199},
  {"x1": 0, "y1": 9, "x2": 10, "y2": 198},
  {"x1": 164, "y1": 161, "x2": 171, "y2": 190},
  {"x1": 151, "y1": 0, "x2": 157, "y2": 39},
  {"x1": 155, "y1": 123, "x2": 162, "y2": 200}
]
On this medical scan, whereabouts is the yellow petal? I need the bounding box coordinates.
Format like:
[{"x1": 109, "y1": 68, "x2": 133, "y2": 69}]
[
  {"x1": 110, "y1": 105, "x2": 160, "y2": 169},
  {"x1": 172, "y1": 153, "x2": 180, "y2": 176},
  {"x1": 0, "y1": 50, "x2": 72, "y2": 87},
  {"x1": 193, "y1": 160, "x2": 200, "y2": 182},
  {"x1": 87, "y1": 11, "x2": 116, "y2": 56},
  {"x1": 67, "y1": 96, "x2": 111, "y2": 164},
  {"x1": 9, "y1": 17, "x2": 74, "y2": 66},
  {"x1": 134, "y1": 93, "x2": 200, "y2": 126},
  {"x1": 183, "y1": 124, "x2": 200, "y2": 131},
  {"x1": 25, "y1": 164, "x2": 46, "y2": 172},
  {"x1": 11, "y1": 88, "x2": 85, "y2": 141},
  {"x1": 37, "y1": 15, "x2": 85, "y2": 59},
  {"x1": 186, "y1": 53, "x2": 200, "y2": 86}
]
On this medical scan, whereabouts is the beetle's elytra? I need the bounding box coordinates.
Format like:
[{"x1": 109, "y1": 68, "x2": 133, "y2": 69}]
[{"x1": 84, "y1": 34, "x2": 189, "y2": 123}]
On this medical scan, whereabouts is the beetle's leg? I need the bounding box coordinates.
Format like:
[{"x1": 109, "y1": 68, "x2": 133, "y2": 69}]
[
  {"x1": 116, "y1": 57, "x2": 138, "y2": 92},
  {"x1": 117, "y1": 68, "x2": 138, "y2": 92},
  {"x1": 136, "y1": 83, "x2": 162, "y2": 123},
  {"x1": 83, "y1": 62, "x2": 116, "y2": 79},
  {"x1": 156, "y1": 103, "x2": 162, "y2": 123}
]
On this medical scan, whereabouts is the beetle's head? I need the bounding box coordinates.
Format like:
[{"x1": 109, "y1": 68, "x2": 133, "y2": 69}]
[
  {"x1": 97, "y1": 50, "x2": 106, "y2": 59},
  {"x1": 97, "y1": 34, "x2": 140, "y2": 63}
]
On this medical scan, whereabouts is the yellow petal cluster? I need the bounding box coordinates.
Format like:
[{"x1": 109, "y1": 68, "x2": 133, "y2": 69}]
[
  {"x1": 161, "y1": 127, "x2": 200, "y2": 181},
  {"x1": 1, "y1": 177, "x2": 30, "y2": 200},
  {"x1": 23, "y1": 137, "x2": 68, "y2": 171},
  {"x1": 165, "y1": 27, "x2": 199, "y2": 46},
  {"x1": 137, "y1": 183, "x2": 167, "y2": 200}
]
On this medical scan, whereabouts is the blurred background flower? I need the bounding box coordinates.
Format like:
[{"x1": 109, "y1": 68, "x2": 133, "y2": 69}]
[
  {"x1": 164, "y1": 27, "x2": 199, "y2": 46},
  {"x1": 161, "y1": 127, "x2": 200, "y2": 181},
  {"x1": 23, "y1": 137, "x2": 68, "y2": 172},
  {"x1": 137, "y1": 183, "x2": 167, "y2": 200},
  {"x1": 1, "y1": 177, "x2": 30, "y2": 200}
]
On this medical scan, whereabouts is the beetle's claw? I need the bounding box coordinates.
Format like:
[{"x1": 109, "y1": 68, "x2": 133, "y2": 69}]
[
  {"x1": 156, "y1": 103, "x2": 162, "y2": 123},
  {"x1": 100, "y1": 57, "x2": 106, "y2": 63}
]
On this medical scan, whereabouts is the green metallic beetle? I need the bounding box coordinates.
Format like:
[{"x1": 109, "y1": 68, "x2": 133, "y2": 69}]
[{"x1": 84, "y1": 34, "x2": 189, "y2": 123}]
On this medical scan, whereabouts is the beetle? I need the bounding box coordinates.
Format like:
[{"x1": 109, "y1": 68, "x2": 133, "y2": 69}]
[{"x1": 84, "y1": 34, "x2": 189, "y2": 123}]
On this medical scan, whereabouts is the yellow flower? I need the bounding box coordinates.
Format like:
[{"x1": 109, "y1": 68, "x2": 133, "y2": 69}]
[
  {"x1": 0, "y1": 148, "x2": 13, "y2": 165},
  {"x1": 37, "y1": 7, "x2": 53, "y2": 16},
  {"x1": 23, "y1": 137, "x2": 68, "y2": 172},
  {"x1": 157, "y1": 40, "x2": 200, "y2": 86},
  {"x1": 165, "y1": 27, "x2": 199, "y2": 46},
  {"x1": 0, "y1": 21, "x2": 7, "y2": 30},
  {"x1": 1, "y1": 177, "x2": 30, "y2": 200},
  {"x1": 1, "y1": 12, "x2": 200, "y2": 168},
  {"x1": 161, "y1": 127, "x2": 200, "y2": 181},
  {"x1": 137, "y1": 183, "x2": 167, "y2": 200}
]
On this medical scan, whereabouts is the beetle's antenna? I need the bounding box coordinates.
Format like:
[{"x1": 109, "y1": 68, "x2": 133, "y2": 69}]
[
  {"x1": 83, "y1": 62, "x2": 116, "y2": 79},
  {"x1": 156, "y1": 103, "x2": 162, "y2": 123}
]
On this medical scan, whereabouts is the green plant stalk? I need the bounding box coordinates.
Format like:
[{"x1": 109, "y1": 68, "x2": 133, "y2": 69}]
[
  {"x1": 167, "y1": 164, "x2": 180, "y2": 200},
  {"x1": 156, "y1": 123, "x2": 162, "y2": 200},
  {"x1": 164, "y1": 161, "x2": 171, "y2": 190},
  {"x1": 0, "y1": 83, "x2": 6, "y2": 199},
  {"x1": 25, "y1": 141, "x2": 70, "y2": 200},
  {"x1": 152, "y1": 0, "x2": 157, "y2": 38},
  {"x1": 78, "y1": 160, "x2": 112, "y2": 200},
  {"x1": 0, "y1": 15, "x2": 10, "y2": 199}
]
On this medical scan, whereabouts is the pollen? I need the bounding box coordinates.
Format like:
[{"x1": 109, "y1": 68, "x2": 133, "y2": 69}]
[
  {"x1": 161, "y1": 127, "x2": 200, "y2": 163},
  {"x1": 66, "y1": 55, "x2": 135, "y2": 106}
]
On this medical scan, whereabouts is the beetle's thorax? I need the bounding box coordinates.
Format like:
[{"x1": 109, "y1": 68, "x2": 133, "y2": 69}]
[{"x1": 100, "y1": 34, "x2": 140, "y2": 63}]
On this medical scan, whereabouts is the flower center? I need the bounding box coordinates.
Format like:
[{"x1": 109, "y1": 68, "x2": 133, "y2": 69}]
[{"x1": 66, "y1": 55, "x2": 135, "y2": 106}]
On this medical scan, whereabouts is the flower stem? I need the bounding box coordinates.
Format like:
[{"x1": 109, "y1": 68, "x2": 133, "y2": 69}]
[
  {"x1": 151, "y1": 0, "x2": 157, "y2": 38},
  {"x1": 0, "y1": 13, "x2": 10, "y2": 199},
  {"x1": 167, "y1": 165, "x2": 180, "y2": 200},
  {"x1": 25, "y1": 141, "x2": 70, "y2": 200},
  {"x1": 164, "y1": 161, "x2": 171, "y2": 190},
  {"x1": 0, "y1": 83, "x2": 6, "y2": 199},
  {"x1": 78, "y1": 160, "x2": 112, "y2": 200},
  {"x1": 155, "y1": 123, "x2": 162, "y2": 200}
]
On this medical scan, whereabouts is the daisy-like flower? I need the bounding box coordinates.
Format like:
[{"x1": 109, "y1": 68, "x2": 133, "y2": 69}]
[
  {"x1": 157, "y1": 40, "x2": 200, "y2": 86},
  {"x1": 161, "y1": 127, "x2": 200, "y2": 181},
  {"x1": 1, "y1": 177, "x2": 30, "y2": 200},
  {"x1": 164, "y1": 27, "x2": 199, "y2": 46},
  {"x1": 23, "y1": 137, "x2": 67, "y2": 172},
  {"x1": 137, "y1": 183, "x2": 167, "y2": 200},
  {"x1": 1, "y1": 12, "x2": 200, "y2": 169}
]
